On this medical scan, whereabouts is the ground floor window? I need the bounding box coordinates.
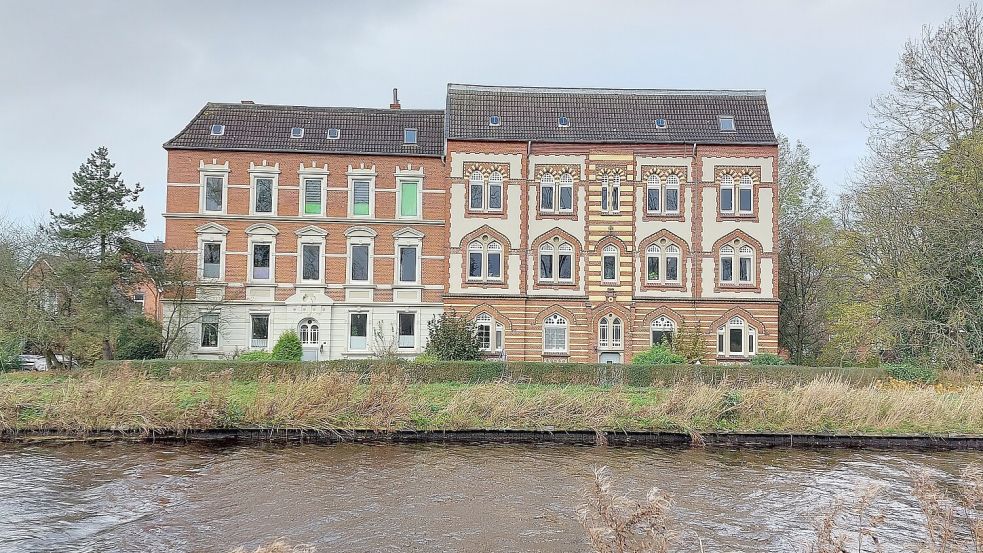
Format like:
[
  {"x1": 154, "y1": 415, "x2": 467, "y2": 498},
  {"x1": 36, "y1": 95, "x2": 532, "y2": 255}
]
[
  {"x1": 717, "y1": 316, "x2": 756, "y2": 357},
  {"x1": 398, "y1": 312, "x2": 416, "y2": 349},
  {"x1": 543, "y1": 313, "x2": 568, "y2": 353},
  {"x1": 200, "y1": 313, "x2": 219, "y2": 348},
  {"x1": 598, "y1": 314, "x2": 622, "y2": 349},
  {"x1": 349, "y1": 313, "x2": 368, "y2": 351},
  {"x1": 300, "y1": 319, "x2": 319, "y2": 344},
  {"x1": 474, "y1": 313, "x2": 504, "y2": 352},
  {"x1": 650, "y1": 316, "x2": 676, "y2": 346},
  {"x1": 250, "y1": 314, "x2": 269, "y2": 348}
]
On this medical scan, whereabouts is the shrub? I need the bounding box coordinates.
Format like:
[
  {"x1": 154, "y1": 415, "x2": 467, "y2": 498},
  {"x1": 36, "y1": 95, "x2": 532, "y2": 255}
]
[
  {"x1": 0, "y1": 333, "x2": 21, "y2": 372},
  {"x1": 751, "y1": 353, "x2": 787, "y2": 366},
  {"x1": 632, "y1": 344, "x2": 685, "y2": 365},
  {"x1": 423, "y1": 312, "x2": 482, "y2": 361},
  {"x1": 885, "y1": 363, "x2": 938, "y2": 384},
  {"x1": 237, "y1": 351, "x2": 273, "y2": 362},
  {"x1": 271, "y1": 331, "x2": 303, "y2": 361},
  {"x1": 115, "y1": 317, "x2": 163, "y2": 360}
]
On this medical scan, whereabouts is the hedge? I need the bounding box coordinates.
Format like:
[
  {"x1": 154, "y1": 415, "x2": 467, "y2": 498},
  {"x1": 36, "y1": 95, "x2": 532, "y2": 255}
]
[{"x1": 91, "y1": 359, "x2": 891, "y2": 387}]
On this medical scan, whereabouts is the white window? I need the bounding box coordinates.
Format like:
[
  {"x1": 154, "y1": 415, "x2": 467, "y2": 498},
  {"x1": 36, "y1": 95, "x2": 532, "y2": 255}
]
[
  {"x1": 645, "y1": 245, "x2": 661, "y2": 283},
  {"x1": 252, "y1": 176, "x2": 275, "y2": 214},
  {"x1": 645, "y1": 174, "x2": 661, "y2": 213},
  {"x1": 598, "y1": 314, "x2": 623, "y2": 349},
  {"x1": 351, "y1": 179, "x2": 372, "y2": 217},
  {"x1": 720, "y1": 174, "x2": 735, "y2": 214},
  {"x1": 739, "y1": 245, "x2": 754, "y2": 283},
  {"x1": 602, "y1": 245, "x2": 618, "y2": 282},
  {"x1": 601, "y1": 174, "x2": 620, "y2": 213},
  {"x1": 540, "y1": 173, "x2": 555, "y2": 212},
  {"x1": 720, "y1": 245, "x2": 735, "y2": 283},
  {"x1": 210, "y1": 124, "x2": 225, "y2": 136},
  {"x1": 719, "y1": 116, "x2": 736, "y2": 132},
  {"x1": 397, "y1": 179, "x2": 421, "y2": 218},
  {"x1": 301, "y1": 243, "x2": 321, "y2": 282},
  {"x1": 133, "y1": 292, "x2": 145, "y2": 308},
  {"x1": 558, "y1": 173, "x2": 574, "y2": 213},
  {"x1": 302, "y1": 178, "x2": 323, "y2": 215},
  {"x1": 539, "y1": 240, "x2": 574, "y2": 283},
  {"x1": 739, "y1": 174, "x2": 754, "y2": 214},
  {"x1": 474, "y1": 313, "x2": 505, "y2": 353},
  {"x1": 398, "y1": 245, "x2": 418, "y2": 284},
  {"x1": 651, "y1": 316, "x2": 676, "y2": 346},
  {"x1": 665, "y1": 244, "x2": 680, "y2": 283},
  {"x1": 645, "y1": 242, "x2": 682, "y2": 284},
  {"x1": 250, "y1": 313, "x2": 269, "y2": 349},
  {"x1": 290, "y1": 127, "x2": 304, "y2": 139},
  {"x1": 543, "y1": 313, "x2": 568, "y2": 353},
  {"x1": 203, "y1": 175, "x2": 225, "y2": 213},
  {"x1": 349, "y1": 313, "x2": 368, "y2": 351},
  {"x1": 350, "y1": 244, "x2": 370, "y2": 283},
  {"x1": 403, "y1": 128, "x2": 417, "y2": 144},
  {"x1": 665, "y1": 175, "x2": 680, "y2": 213},
  {"x1": 467, "y1": 239, "x2": 502, "y2": 282},
  {"x1": 202, "y1": 242, "x2": 222, "y2": 279},
  {"x1": 488, "y1": 171, "x2": 503, "y2": 211},
  {"x1": 327, "y1": 128, "x2": 341, "y2": 140},
  {"x1": 300, "y1": 320, "x2": 319, "y2": 344},
  {"x1": 469, "y1": 171, "x2": 485, "y2": 210},
  {"x1": 250, "y1": 242, "x2": 272, "y2": 282},
  {"x1": 717, "y1": 316, "x2": 756, "y2": 357},
  {"x1": 398, "y1": 312, "x2": 416, "y2": 349},
  {"x1": 200, "y1": 313, "x2": 219, "y2": 348}
]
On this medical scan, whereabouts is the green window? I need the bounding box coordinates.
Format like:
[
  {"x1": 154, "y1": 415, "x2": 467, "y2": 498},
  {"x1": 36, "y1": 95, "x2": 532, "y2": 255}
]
[
  {"x1": 352, "y1": 180, "x2": 370, "y2": 216},
  {"x1": 303, "y1": 179, "x2": 321, "y2": 214},
  {"x1": 400, "y1": 180, "x2": 419, "y2": 217}
]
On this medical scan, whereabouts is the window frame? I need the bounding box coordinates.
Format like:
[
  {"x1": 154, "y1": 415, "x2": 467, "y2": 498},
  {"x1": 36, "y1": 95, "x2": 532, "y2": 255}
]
[
  {"x1": 738, "y1": 174, "x2": 754, "y2": 215},
  {"x1": 466, "y1": 237, "x2": 504, "y2": 283},
  {"x1": 299, "y1": 242, "x2": 323, "y2": 283},
  {"x1": 601, "y1": 174, "x2": 621, "y2": 214},
  {"x1": 348, "y1": 312, "x2": 369, "y2": 352},
  {"x1": 249, "y1": 172, "x2": 278, "y2": 216},
  {"x1": 717, "y1": 316, "x2": 756, "y2": 358},
  {"x1": 719, "y1": 115, "x2": 736, "y2": 132},
  {"x1": 201, "y1": 173, "x2": 227, "y2": 214},
  {"x1": 397, "y1": 311, "x2": 417, "y2": 350},
  {"x1": 598, "y1": 314, "x2": 623, "y2": 350},
  {"x1": 348, "y1": 242, "x2": 372, "y2": 284},
  {"x1": 539, "y1": 173, "x2": 556, "y2": 213},
  {"x1": 487, "y1": 170, "x2": 504, "y2": 212},
  {"x1": 249, "y1": 312, "x2": 270, "y2": 349},
  {"x1": 720, "y1": 174, "x2": 736, "y2": 214},
  {"x1": 396, "y1": 177, "x2": 423, "y2": 219},
  {"x1": 403, "y1": 128, "x2": 418, "y2": 145},
  {"x1": 542, "y1": 313, "x2": 569, "y2": 354},
  {"x1": 397, "y1": 244, "x2": 420, "y2": 284},
  {"x1": 650, "y1": 316, "x2": 676, "y2": 346},
  {"x1": 601, "y1": 245, "x2": 619, "y2": 283},
  {"x1": 537, "y1": 239, "x2": 575, "y2": 284},
  {"x1": 200, "y1": 241, "x2": 224, "y2": 280},
  {"x1": 299, "y1": 174, "x2": 327, "y2": 217},
  {"x1": 200, "y1": 312, "x2": 220, "y2": 349}
]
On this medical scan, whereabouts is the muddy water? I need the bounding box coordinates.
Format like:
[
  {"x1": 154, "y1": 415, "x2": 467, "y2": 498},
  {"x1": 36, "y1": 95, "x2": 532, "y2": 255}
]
[{"x1": 0, "y1": 442, "x2": 977, "y2": 552}]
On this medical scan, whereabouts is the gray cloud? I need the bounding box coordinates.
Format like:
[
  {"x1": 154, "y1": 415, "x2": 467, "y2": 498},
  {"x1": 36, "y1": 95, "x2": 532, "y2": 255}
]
[{"x1": 0, "y1": 0, "x2": 963, "y2": 238}]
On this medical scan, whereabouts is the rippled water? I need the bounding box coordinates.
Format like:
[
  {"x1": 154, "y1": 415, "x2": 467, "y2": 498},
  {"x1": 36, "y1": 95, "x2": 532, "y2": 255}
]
[{"x1": 0, "y1": 442, "x2": 977, "y2": 552}]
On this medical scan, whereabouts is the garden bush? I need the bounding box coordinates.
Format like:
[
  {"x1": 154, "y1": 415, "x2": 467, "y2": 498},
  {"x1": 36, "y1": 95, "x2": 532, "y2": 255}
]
[
  {"x1": 750, "y1": 353, "x2": 787, "y2": 366},
  {"x1": 270, "y1": 331, "x2": 303, "y2": 361},
  {"x1": 115, "y1": 317, "x2": 163, "y2": 360},
  {"x1": 632, "y1": 344, "x2": 685, "y2": 365},
  {"x1": 237, "y1": 351, "x2": 273, "y2": 362},
  {"x1": 885, "y1": 363, "x2": 938, "y2": 384}
]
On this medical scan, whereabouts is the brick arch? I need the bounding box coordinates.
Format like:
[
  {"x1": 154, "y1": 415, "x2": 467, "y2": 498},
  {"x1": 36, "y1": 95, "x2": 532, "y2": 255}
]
[
  {"x1": 533, "y1": 304, "x2": 579, "y2": 325},
  {"x1": 589, "y1": 302, "x2": 632, "y2": 329},
  {"x1": 530, "y1": 227, "x2": 583, "y2": 290},
  {"x1": 464, "y1": 163, "x2": 510, "y2": 180},
  {"x1": 640, "y1": 306, "x2": 687, "y2": 329},
  {"x1": 457, "y1": 224, "x2": 512, "y2": 251},
  {"x1": 593, "y1": 235, "x2": 629, "y2": 255},
  {"x1": 638, "y1": 229, "x2": 690, "y2": 292},
  {"x1": 464, "y1": 303, "x2": 513, "y2": 330},
  {"x1": 709, "y1": 306, "x2": 768, "y2": 335},
  {"x1": 711, "y1": 229, "x2": 764, "y2": 293}
]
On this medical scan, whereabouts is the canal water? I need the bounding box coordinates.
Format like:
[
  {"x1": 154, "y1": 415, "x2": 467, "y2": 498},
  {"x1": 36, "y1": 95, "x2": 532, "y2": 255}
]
[{"x1": 0, "y1": 442, "x2": 976, "y2": 552}]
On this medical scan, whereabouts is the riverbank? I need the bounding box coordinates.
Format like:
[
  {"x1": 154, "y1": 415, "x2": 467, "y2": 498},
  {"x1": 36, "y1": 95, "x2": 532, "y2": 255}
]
[{"x1": 3, "y1": 368, "x2": 983, "y2": 444}]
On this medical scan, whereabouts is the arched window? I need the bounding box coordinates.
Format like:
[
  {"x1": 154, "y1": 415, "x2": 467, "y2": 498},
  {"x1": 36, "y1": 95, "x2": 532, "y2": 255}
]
[
  {"x1": 543, "y1": 313, "x2": 569, "y2": 353},
  {"x1": 598, "y1": 314, "x2": 622, "y2": 349},
  {"x1": 720, "y1": 174, "x2": 735, "y2": 213},
  {"x1": 299, "y1": 321, "x2": 319, "y2": 344},
  {"x1": 601, "y1": 174, "x2": 620, "y2": 213},
  {"x1": 665, "y1": 244, "x2": 680, "y2": 283},
  {"x1": 645, "y1": 244, "x2": 661, "y2": 282},
  {"x1": 474, "y1": 313, "x2": 504, "y2": 352},
  {"x1": 557, "y1": 242, "x2": 573, "y2": 281},
  {"x1": 539, "y1": 243, "x2": 554, "y2": 281},
  {"x1": 469, "y1": 171, "x2": 484, "y2": 210},
  {"x1": 488, "y1": 171, "x2": 503, "y2": 211},
  {"x1": 720, "y1": 245, "x2": 735, "y2": 283},
  {"x1": 540, "y1": 173, "x2": 555, "y2": 212},
  {"x1": 651, "y1": 316, "x2": 676, "y2": 346},
  {"x1": 646, "y1": 174, "x2": 661, "y2": 213},
  {"x1": 717, "y1": 316, "x2": 756, "y2": 357},
  {"x1": 467, "y1": 238, "x2": 503, "y2": 282},
  {"x1": 602, "y1": 245, "x2": 618, "y2": 282},
  {"x1": 739, "y1": 245, "x2": 754, "y2": 283},
  {"x1": 538, "y1": 239, "x2": 575, "y2": 283},
  {"x1": 739, "y1": 174, "x2": 754, "y2": 214},
  {"x1": 666, "y1": 174, "x2": 680, "y2": 213},
  {"x1": 558, "y1": 173, "x2": 574, "y2": 212},
  {"x1": 486, "y1": 241, "x2": 502, "y2": 279}
]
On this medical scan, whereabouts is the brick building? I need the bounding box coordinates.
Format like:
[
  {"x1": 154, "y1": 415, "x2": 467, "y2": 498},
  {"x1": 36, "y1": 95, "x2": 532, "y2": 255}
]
[{"x1": 163, "y1": 84, "x2": 778, "y2": 363}]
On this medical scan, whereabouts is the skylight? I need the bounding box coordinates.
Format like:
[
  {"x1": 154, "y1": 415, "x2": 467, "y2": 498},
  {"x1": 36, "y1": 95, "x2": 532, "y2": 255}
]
[
  {"x1": 290, "y1": 127, "x2": 304, "y2": 138},
  {"x1": 558, "y1": 116, "x2": 570, "y2": 128},
  {"x1": 327, "y1": 128, "x2": 341, "y2": 140},
  {"x1": 210, "y1": 124, "x2": 225, "y2": 136},
  {"x1": 489, "y1": 115, "x2": 501, "y2": 126},
  {"x1": 719, "y1": 116, "x2": 736, "y2": 132},
  {"x1": 655, "y1": 118, "x2": 668, "y2": 129},
  {"x1": 404, "y1": 128, "x2": 418, "y2": 144}
]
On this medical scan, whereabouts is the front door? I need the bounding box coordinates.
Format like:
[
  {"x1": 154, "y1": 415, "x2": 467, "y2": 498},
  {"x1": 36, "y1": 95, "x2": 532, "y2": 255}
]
[
  {"x1": 299, "y1": 318, "x2": 320, "y2": 361},
  {"x1": 599, "y1": 352, "x2": 622, "y2": 364}
]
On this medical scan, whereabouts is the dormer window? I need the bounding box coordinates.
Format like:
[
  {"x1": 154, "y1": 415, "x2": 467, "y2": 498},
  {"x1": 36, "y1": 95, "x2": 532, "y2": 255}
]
[
  {"x1": 327, "y1": 128, "x2": 341, "y2": 140},
  {"x1": 719, "y1": 116, "x2": 736, "y2": 132},
  {"x1": 210, "y1": 124, "x2": 225, "y2": 136},
  {"x1": 403, "y1": 128, "x2": 418, "y2": 144},
  {"x1": 558, "y1": 116, "x2": 570, "y2": 128},
  {"x1": 290, "y1": 127, "x2": 304, "y2": 139},
  {"x1": 489, "y1": 115, "x2": 501, "y2": 126}
]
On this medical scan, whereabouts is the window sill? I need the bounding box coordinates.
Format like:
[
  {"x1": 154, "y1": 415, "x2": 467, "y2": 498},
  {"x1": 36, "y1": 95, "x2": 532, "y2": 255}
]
[
  {"x1": 344, "y1": 282, "x2": 374, "y2": 288},
  {"x1": 296, "y1": 281, "x2": 325, "y2": 288},
  {"x1": 393, "y1": 283, "x2": 423, "y2": 289},
  {"x1": 542, "y1": 351, "x2": 569, "y2": 358}
]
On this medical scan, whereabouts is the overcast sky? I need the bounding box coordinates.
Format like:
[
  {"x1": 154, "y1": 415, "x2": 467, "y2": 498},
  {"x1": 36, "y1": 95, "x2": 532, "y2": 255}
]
[{"x1": 0, "y1": 1, "x2": 964, "y2": 239}]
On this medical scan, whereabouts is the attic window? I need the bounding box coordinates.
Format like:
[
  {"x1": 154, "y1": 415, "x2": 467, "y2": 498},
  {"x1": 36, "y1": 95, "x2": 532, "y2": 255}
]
[
  {"x1": 655, "y1": 118, "x2": 668, "y2": 129},
  {"x1": 327, "y1": 128, "x2": 341, "y2": 140},
  {"x1": 489, "y1": 115, "x2": 501, "y2": 126},
  {"x1": 404, "y1": 128, "x2": 417, "y2": 144},
  {"x1": 290, "y1": 127, "x2": 304, "y2": 139},
  {"x1": 558, "y1": 116, "x2": 570, "y2": 128},
  {"x1": 719, "y1": 116, "x2": 736, "y2": 132},
  {"x1": 210, "y1": 124, "x2": 225, "y2": 136}
]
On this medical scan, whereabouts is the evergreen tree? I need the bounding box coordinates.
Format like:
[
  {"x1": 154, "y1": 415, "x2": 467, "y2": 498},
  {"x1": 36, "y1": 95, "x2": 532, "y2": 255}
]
[{"x1": 49, "y1": 147, "x2": 146, "y2": 359}]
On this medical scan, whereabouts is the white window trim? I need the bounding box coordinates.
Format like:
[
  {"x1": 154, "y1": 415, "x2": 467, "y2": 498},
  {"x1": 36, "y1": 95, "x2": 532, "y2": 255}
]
[
  {"x1": 601, "y1": 245, "x2": 619, "y2": 283},
  {"x1": 298, "y1": 163, "x2": 329, "y2": 217},
  {"x1": 665, "y1": 174, "x2": 680, "y2": 214},
  {"x1": 347, "y1": 310, "x2": 370, "y2": 352},
  {"x1": 347, "y1": 165, "x2": 377, "y2": 218},
  {"x1": 468, "y1": 171, "x2": 486, "y2": 211},
  {"x1": 248, "y1": 163, "x2": 280, "y2": 216},
  {"x1": 542, "y1": 314, "x2": 569, "y2": 354},
  {"x1": 717, "y1": 317, "x2": 756, "y2": 357},
  {"x1": 537, "y1": 240, "x2": 574, "y2": 284},
  {"x1": 345, "y1": 227, "x2": 376, "y2": 285},
  {"x1": 396, "y1": 310, "x2": 419, "y2": 351},
  {"x1": 738, "y1": 175, "x2": 754, "y2": 215},
  {"x1": 720, "y1": 245, "x2": 736, "y2": 284},
  {"x1": 297, "y1": 240, "x2": 324, "y2": 284},
  {"x1": 200, "y1": 170, "x2": 229, "y2": 215},
  {"x1": 644, "y1": 243, "x2": 681, "y2": 285},
  {"x1": 598, "y1": 314, "x2": 623, "y2": 350},
  {"x1": 196, "y1": 223, "x2": 229, "y2": 282},
  {"x1": 199, "y1": 311, "x2": 221, "y2": 350},
  {"x1": 466, "y1": 238, "x2": 504, "y2": 282},
  {"x1": 396, "y1": 176, "x2": 424, "y2": 220},
  {"x1": 247, "y1": 236, "x2": 276, "y2": 285},
  {"x1": 487, "y1": 171, "x2": 504, "y2": 212},
  {"x1": 720, "y1": 174, "x2": 736, "y2": 215},
  {"x1": 558, "y1": 173, "x2": 574, "y2": 214},
  {"x1": 249, "y1": 311, "x2": 271, "y2": 350},
  {"x1": 650, "y1": 316, "x2": 677, "y2": 346},
  {"x1": 738, "y1": 245, "x2": 755, "y2": 284},
  {"x1": 540, "y1": 173, "x2": 556, "y2": 213}
]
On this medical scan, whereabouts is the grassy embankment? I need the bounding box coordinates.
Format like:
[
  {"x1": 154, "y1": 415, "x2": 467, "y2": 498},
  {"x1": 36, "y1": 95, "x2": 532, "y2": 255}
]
[{"x1": 2, "y1": 361, "x2": 983, "y2": 436}]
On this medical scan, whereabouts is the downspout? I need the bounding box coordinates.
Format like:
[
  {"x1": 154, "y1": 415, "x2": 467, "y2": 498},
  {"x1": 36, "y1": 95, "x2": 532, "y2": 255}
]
[{"x1": 523, "y1": 139, "x2": 532, "y2": 362}]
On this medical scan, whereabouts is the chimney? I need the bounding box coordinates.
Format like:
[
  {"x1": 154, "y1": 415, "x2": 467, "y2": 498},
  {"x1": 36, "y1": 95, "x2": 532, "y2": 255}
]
[
  {"x1": 241, "y1": 100, "x2": 255, "y2": 104},
  {"x1": 389, "y1": 88, "x2": 401, "y2": 110}
]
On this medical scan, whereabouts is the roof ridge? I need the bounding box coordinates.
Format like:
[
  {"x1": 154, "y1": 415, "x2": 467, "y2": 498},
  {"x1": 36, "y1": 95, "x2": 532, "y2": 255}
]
[
  {"x1": 447, "y1": 83, "x2": 767, "y2": 97},
  {"x1": 206, "y1": 102, "x2": 445, "y2": 114}
]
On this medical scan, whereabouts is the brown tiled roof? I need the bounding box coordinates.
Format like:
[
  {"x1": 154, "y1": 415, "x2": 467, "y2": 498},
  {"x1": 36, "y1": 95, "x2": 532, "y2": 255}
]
[
  {"x1": 445, "y1": 84, "x2": 777, "y2": 145},
  {"x1": 164, "y1": 102, "x2": 445, "y2": 157},
  {"x1": 127, "y1": 238, "x2": 164, "y2": 257}
]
